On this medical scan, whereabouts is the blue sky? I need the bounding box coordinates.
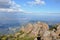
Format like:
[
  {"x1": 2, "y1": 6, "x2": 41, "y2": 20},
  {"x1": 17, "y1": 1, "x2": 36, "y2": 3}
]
[
  {"x1": 0, "y1": 0, "x2": 60, "y2": 13},
  {"x1": 13, "y1": 0, "x2": 60, "y2": 13},
  {"x1": 0, "y1": 0, "x2": 60, "y2": 24}
]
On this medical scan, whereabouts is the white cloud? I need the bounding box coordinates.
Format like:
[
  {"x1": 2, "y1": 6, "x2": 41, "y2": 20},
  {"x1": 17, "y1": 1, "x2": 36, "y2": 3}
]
[
  {"x1": 0, "y1": 0, "x2": 24, "y2": 12},
  {"x1": 0, "y1": 0, "x2": 33, "y2": 13},
  {"x1": 0, "y1": 8, "x2": 23, "y2": 12},
  {"x1": 27, "y1": 0, "x2": 45, "y2": 6},
  {"x1": 9, "y1": 1, "x2": 21, "y2": 9},
  {"x1": 0, "y1": 0, "x2": 10, "y2": 8}
]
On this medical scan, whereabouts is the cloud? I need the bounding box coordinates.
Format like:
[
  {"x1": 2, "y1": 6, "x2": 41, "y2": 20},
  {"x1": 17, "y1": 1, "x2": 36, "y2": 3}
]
[
  {"x1": 27, "y1": 0, "x2": 45, "y2": 6},
  {"x1": 0, "y1": 8, "x2": 23, "y2": 12},
  {"x1": 0, "y1": 0, "x2": 11, "y2": 8},
  {"x1": 9, "y1": 1, "x2": 21, "y2": 9},
  {"x1": 0, "y1": 0, "x2": 33, "y2": 13},
  {"x1": 0, "y1": 0, "x2": 24, "y2": 12}
]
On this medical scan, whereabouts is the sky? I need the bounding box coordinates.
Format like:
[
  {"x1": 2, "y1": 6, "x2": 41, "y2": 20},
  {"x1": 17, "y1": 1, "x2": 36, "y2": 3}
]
[
  {"x1": 0, "y1": 0, "x2": 60, "y2": 13},
  {"x1": 14, "y1": 0, "x2": 60, "y2": 13},
  {"x1": 0, "y1": 0, "x2": 60, "y2": 25}
]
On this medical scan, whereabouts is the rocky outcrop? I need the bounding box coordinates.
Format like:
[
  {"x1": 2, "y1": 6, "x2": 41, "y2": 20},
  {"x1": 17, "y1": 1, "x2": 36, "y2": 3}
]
[
  {"x1": 20, "y1": 22, "x2": 49, "y2": 37},
  {"x1": 19, "y1": 22, "x2": 60, "y2": 40},
  {"x1": 1, "y1": 22, "x2": 60, "y2": 40},
  {"x1": 56, "y1": 25, "x2": 60, "y2": 34}
]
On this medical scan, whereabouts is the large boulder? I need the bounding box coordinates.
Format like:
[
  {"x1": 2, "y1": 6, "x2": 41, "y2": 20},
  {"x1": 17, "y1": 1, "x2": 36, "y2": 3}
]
[
  {"x1": 20, "y1": 22, "x2": 49, "y2": 37},
  {"x1": 27, "y1": 22, "x2": 49, "y2": 37},
  {"x1": 56, "y1": 25, "x2": 60, "y2": 36}
]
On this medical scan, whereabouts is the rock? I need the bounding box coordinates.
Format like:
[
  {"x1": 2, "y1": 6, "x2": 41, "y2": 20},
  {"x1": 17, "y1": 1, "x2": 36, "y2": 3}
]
[
  {"x1": 20, "y1": 22, "x2": 49, "y2": 37},
  {"x1": 56, "y1": 25, "x2": 60, "y2": 36}
]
